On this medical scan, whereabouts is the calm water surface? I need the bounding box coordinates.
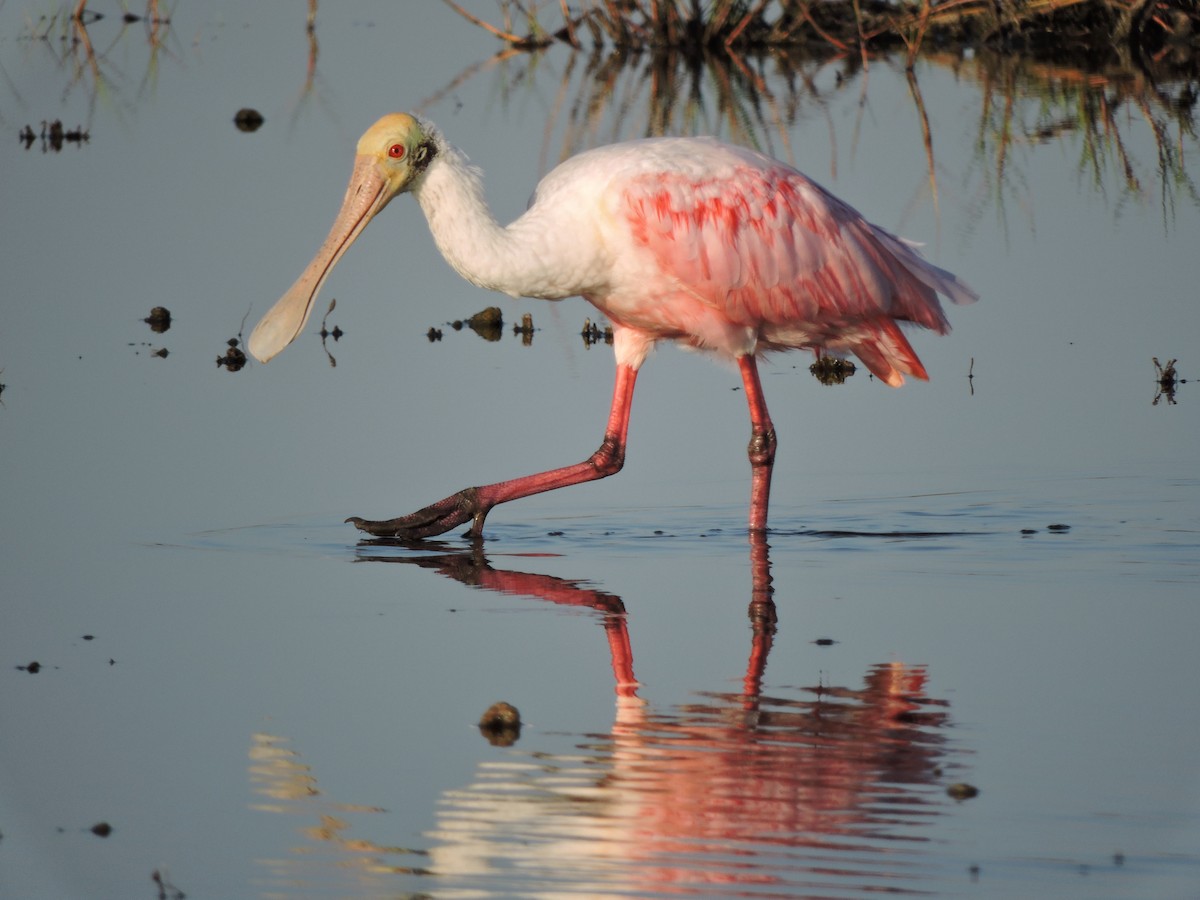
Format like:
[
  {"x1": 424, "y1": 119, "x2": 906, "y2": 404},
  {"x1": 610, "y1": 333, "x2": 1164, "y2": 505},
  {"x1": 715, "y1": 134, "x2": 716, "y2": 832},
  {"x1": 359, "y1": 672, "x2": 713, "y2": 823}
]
[{"x1": 1, "y1": 3, "x2": 1198, "y2": 899}]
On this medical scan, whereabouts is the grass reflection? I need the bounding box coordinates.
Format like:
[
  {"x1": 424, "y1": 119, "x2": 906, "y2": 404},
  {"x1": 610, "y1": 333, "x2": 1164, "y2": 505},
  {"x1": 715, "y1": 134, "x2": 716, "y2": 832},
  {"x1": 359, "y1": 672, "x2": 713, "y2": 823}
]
[
  {"x1": 959, "y1": 50, "x2": 1199, "y2": 228},
  {"x1": 17, "y1": 1, "x2": 178, "y2": 124},
  {"x1": 445, "y1": 0, "x2": 1200, "y2": 64},
  {"x1": 11, "y1": 2, "x2": 1198, "y2": 224},
  {"x1": 424, "y1": 14, "x2": 1199, "y2": 228}
]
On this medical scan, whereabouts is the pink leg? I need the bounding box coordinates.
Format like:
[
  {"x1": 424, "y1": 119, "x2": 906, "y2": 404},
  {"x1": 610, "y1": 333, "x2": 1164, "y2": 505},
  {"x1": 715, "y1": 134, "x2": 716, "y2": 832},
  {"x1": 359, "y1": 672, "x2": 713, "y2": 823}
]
[
  {"x1": 348, "y1": 364, "x2": 639, "y2": 539},
  {"x1": 738, "y1": 355, "x2": 777, "y2": 533}
]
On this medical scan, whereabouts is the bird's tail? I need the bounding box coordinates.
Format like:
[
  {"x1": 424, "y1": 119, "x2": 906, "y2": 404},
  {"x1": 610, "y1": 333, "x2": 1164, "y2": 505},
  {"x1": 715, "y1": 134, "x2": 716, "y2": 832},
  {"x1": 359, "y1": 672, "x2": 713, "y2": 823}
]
[
  {"x1": 853, "y1": 318, "x2": 929, "y2": 387},
  {"x1": 887, "y1": 234, "x2": 980, "y2": 308}
]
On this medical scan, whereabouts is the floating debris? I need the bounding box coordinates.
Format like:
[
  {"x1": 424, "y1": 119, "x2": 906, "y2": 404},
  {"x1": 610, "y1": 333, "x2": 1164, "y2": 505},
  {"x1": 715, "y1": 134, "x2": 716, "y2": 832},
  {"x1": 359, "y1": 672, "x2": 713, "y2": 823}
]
[
  {"x1": 809, "y1": 356, "x2": 856, "y2": 385},
  {"x1": 1046, "y1": 523, "x2": 1071, "y2": 532},
  {"x1": 1155, "y1": 357, "x2": 1178, "y2": 388},
  {"x1": 22, "y1": 120, "x2": 90, "y2": 153},
  {"x1": 216, "y1": 306, "x2": 254, "y2": 372},
  {"x1": 1153, "y1": 356, "x2": 1185, "y2": 406},
  {"x1": 946, "y1": 782, "x2": 979, "y2": 801},
  {"x1": 581, "y1": 317, "x2": 612, "y2": 347},
  {"x1": 90, "y1": 822, "x2": 113, "y2": 838},
  {"x1": 433, "y1": 309, "x2": 536, "y2": 346},
  {"x1": 478, "y1": 701, "x2": 521, "y2": 746},
  {"x1": 513, "y1": 312, "x2": 535, "y2": 345},
  {"x1": 144, "y1": 306, "x2": 171, "y2": 333},
  {"x1": 319, "y1": 299, "x2": 342, "y2": 367},
  {"x1": 233, "y1": 108, "x2": 265, "y2": 133},
  {"x1": 217, "y1": 338, "x2": 247, "y2": 372},
  {"x1": 18, "y1": 661, "x2": 41, "y2": 674},
  {"x1": 129, "y1": 339, "x2": 168, "y2": 357},
  {"x1": 152, "y1": 868, "x2": 187, "y2": 900}
]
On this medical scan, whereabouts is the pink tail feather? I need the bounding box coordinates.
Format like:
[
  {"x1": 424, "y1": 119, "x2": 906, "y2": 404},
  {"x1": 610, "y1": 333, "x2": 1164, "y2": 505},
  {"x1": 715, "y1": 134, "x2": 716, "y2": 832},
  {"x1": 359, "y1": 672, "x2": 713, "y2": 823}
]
[{"x1": 853, "y1": 319, "x2": 929, "y2": 387}]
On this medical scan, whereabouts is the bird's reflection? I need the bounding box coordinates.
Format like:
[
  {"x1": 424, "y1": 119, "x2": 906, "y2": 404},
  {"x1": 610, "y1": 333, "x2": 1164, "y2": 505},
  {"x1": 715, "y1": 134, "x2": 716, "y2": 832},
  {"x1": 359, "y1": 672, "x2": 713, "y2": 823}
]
[{"x1": 252, "y1": 533, "x2": 965, "y2": 897}]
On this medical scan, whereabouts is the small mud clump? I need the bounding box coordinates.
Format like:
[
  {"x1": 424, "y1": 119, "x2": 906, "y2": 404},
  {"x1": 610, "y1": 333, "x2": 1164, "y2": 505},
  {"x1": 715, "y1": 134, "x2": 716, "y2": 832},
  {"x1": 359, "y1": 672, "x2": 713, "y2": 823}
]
[
  {"x1": 810, "y1": 356, "x2": 857, "y2": 385},
  {"x1": 947, "y1": 782, "x2": 979, "y2": 801},
  {"x1": 144, "y1": 307, "x2": 172, "y2": 333},
  {"x1": 478, "y1": 701, "x2": 522, "y2": 746},
  {"x1": 466, "y1": 307, "x2": 504, "y2": 341},
  {"x1": 217, "y1": 339, "x2": 247, "y2": 372},
  {"x1": 233, "y1": 108, "x2": 265, "y2": 133}
]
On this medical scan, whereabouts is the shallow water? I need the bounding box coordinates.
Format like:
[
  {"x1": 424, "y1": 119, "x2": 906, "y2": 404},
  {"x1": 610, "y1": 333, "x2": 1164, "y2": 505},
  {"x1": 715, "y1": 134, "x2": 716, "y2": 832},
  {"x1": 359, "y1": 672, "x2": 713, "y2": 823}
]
[{"x1": 1, "y1": 3, "x2": 1199, "y2": 899}]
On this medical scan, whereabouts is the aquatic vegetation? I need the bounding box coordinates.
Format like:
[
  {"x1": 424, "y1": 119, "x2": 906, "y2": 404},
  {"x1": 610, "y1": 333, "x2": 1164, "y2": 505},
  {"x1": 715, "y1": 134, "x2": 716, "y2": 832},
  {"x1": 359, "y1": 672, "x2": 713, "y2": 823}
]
[
  {"x1": 961, "y1": 50, "x2": 1200, "y2": 227},
  {"x1": 444, "y1": 0, "x2": 1200, "y2": 64},
  {"x1": 430, "y1": 6, "x2": 1199, "y2": 227}
]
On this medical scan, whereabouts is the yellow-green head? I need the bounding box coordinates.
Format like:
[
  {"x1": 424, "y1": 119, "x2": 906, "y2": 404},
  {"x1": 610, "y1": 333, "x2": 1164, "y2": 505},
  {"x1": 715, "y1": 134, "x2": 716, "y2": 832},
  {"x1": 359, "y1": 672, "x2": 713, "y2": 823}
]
[{"x1": 249, "y1": 113, "x2": 438, "y2": 363}]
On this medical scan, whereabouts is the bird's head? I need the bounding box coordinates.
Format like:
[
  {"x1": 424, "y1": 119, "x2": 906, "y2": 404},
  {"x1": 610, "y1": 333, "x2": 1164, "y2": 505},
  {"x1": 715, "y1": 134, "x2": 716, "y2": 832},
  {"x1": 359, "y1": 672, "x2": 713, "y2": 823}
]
[
  {"x1": 356, "y1": 112, "x2": 439, "y2": 199},
  {"x1": 248, "y1": 113, "x2": 438, "y2": 363}
]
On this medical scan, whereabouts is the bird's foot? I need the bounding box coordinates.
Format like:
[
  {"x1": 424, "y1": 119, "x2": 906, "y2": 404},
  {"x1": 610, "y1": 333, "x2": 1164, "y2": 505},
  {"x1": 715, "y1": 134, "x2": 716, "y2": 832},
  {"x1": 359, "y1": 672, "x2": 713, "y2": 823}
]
[{"x1": 346, "y1": 487, "x2": 488, "y2": 540}]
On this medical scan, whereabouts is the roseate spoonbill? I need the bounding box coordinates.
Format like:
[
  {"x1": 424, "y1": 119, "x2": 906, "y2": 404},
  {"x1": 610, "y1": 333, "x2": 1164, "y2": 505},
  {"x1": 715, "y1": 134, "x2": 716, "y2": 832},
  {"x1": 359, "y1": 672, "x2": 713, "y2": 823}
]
[{"x1": 250, "y1": 113, "x2": 976, "y2": 539}]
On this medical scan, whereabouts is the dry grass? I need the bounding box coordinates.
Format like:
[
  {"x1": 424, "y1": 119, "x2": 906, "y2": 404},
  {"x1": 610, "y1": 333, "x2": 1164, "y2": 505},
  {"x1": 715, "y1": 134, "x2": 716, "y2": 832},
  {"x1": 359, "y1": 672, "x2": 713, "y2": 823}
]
[
  {"x1": 443, "y1": 0, "x2": 1200, "y2": 64},
  {"x1": 425, "y1": 7, "x2": 1199, "y2": 232}
]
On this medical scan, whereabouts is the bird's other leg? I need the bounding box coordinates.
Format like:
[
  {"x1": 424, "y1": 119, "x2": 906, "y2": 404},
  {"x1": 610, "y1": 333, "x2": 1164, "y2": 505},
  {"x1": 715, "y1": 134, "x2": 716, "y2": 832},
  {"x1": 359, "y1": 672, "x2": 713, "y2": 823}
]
[
  {"x1": 738, "y1": 355, "x2": 777, "y2": 533},
  {"x1": 348, "y1": 364, "x2": 639, "y2": 540}
]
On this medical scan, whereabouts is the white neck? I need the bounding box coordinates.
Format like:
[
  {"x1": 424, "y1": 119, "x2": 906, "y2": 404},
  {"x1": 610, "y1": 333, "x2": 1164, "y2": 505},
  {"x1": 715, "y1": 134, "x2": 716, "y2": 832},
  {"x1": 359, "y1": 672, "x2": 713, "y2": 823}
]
[{"x1": 410, "y1": 138, "x2": 580, "y2": 301}]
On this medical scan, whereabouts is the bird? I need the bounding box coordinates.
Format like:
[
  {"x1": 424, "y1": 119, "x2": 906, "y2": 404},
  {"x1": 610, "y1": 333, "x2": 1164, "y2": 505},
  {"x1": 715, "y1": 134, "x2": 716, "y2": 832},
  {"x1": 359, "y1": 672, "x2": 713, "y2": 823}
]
[{"x1": 249, "y1": 113, "x2": 976, "y2": 540}]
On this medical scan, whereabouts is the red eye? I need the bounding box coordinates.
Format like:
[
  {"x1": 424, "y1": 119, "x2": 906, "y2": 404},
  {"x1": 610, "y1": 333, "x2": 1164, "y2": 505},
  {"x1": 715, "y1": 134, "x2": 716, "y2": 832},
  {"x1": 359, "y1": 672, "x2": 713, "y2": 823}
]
[{"x1": 388, "y1": 143, "x2": 406, "y2": 159}]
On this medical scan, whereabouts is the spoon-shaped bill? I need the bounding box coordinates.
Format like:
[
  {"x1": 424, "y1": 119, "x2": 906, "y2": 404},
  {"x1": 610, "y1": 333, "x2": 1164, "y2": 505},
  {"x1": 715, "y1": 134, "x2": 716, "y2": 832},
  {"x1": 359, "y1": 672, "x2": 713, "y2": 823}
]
[{"x1": 249, "y1": 156, "x2": 394, "y2": 363}]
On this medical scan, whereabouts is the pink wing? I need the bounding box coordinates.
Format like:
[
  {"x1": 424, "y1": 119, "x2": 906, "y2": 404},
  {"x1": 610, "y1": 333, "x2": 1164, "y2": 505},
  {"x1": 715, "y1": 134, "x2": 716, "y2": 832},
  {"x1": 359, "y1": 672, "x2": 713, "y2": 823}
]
[{"x1": 618, "y1": 162, "x2": 974, "y2": 386}]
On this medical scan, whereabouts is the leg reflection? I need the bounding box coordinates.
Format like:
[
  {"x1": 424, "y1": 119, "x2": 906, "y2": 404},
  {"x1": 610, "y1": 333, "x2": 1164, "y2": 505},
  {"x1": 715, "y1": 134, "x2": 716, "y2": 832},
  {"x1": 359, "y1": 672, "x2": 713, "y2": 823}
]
[{"x1": 253, "y1": 534, "x2": 966, "y2": 896}]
